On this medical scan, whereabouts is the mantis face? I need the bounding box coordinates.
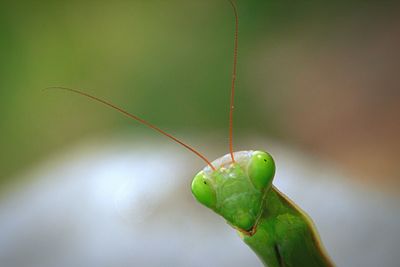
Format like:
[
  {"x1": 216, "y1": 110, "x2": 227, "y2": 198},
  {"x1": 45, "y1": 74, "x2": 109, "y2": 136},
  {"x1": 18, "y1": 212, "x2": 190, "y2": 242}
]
[{"x1": 191, "y1": 150, "x2": 275, "y2": 233}]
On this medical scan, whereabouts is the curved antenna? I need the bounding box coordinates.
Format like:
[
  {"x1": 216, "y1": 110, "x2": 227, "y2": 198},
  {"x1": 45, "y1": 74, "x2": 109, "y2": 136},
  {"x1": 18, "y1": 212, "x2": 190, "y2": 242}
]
[
  {"x1": 45, "y1": 86, "x2": 216, "y2": 170},
  {"x1": 228, "y1": 0, "x2": 238, "y2": 163}
]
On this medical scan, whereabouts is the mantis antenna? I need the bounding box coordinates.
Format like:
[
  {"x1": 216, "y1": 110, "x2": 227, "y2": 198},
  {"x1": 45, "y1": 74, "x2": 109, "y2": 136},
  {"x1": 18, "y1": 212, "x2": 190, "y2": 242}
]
[
  {"x1": 45, "y1": 86, "x2": 216, "y2": 171},
  {"x1": 46, "y1": 1, "x2": 239, "y2": 170},
  {"x1": 228, "y1": 0, "x2": 238, "y2": 163}
]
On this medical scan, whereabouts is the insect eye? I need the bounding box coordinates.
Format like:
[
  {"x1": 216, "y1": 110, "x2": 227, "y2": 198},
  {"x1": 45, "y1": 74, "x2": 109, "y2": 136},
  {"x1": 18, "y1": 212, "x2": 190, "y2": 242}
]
[
  {"x1": 191, "y1": 172, "x2": 217, "y2": 209},
  {"x1": 247, "y1": 151, "x2": 275, "y2": 191}
]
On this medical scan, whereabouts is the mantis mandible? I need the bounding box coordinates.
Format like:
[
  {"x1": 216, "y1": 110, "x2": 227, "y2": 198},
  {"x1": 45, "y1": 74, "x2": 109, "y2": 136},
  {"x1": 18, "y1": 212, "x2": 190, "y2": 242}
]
[{"x1": 48, "y1": 1, "x2": 334, "y2": 266}]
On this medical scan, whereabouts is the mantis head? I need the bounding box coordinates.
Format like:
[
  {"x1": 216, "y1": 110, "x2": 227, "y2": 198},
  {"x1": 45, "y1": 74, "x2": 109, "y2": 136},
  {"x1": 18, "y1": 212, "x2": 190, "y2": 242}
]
[{"x1": 191, "y1": 150, "x2": 275, "y2": 234}]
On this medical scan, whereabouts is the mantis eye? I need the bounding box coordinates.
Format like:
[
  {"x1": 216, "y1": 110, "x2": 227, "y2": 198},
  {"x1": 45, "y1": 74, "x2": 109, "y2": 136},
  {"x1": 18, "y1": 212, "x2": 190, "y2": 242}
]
[
  {"x1": 248, "y1": 151, "x2": 275, "y2": 191},
  {"x1": 191, "y1": 172, "x2": 217, "y2": 210}
]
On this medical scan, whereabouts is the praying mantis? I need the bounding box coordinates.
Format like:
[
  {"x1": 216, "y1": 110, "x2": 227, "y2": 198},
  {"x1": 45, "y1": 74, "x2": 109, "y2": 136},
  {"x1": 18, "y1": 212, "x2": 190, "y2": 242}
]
[{"x1": 48, "y1": 1, "x2": 334, "y2": 266}]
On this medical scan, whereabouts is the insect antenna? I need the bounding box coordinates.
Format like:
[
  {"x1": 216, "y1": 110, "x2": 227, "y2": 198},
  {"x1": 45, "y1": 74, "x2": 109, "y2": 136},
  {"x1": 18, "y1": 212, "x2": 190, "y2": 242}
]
[
  {"x1": 228, "y1": 0, "x2": 238, "y2": 163},
  {"x1": 44, "y1": 86, "x2": 216, "y2": 170}
]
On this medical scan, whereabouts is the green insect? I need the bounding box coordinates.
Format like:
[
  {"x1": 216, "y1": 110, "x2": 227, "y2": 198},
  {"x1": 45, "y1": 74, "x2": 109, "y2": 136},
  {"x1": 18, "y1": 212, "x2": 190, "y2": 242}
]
[
  {"x1": 48, "y1": 1, "x2": 334, "y2": 266},
  {"x1": 192, "y1": 150, "x2": 334, "y2": 267}
]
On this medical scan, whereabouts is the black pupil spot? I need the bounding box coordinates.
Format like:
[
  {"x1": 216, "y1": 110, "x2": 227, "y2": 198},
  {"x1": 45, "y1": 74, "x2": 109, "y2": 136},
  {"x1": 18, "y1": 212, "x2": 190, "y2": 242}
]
[
  {"x1": 264, "y1": 159, "x2": 267, "y2": 162},
  {"x1": 204, "y1": 181, "x2": 207, "y2": 184}
]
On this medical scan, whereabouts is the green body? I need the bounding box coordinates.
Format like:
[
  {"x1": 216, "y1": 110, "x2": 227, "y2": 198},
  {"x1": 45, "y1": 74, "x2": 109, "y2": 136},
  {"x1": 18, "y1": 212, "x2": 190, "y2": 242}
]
[
  {"x1": 242, "y1": 187, "x2": 333, "y2": 267},
  {"x1": 192, "y1": 150, "x2": 334, "y2": 267}
]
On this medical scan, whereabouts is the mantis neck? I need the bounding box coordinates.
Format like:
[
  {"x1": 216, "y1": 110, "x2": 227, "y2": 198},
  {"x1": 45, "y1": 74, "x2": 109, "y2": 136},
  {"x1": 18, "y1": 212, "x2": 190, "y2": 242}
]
[{"x1": 240, "y1": 186, "x2": 334, "y2": 267}]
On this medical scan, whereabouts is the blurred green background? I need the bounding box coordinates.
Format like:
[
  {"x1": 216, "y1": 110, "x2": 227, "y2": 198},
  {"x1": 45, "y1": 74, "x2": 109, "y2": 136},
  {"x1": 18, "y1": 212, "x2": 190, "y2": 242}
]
[
  {"x1": 1, "y1": 0, "x2": 399, "y2": 191},
  {"x1": 1, "y1": 1, "x2": 400, "y2": 267}
]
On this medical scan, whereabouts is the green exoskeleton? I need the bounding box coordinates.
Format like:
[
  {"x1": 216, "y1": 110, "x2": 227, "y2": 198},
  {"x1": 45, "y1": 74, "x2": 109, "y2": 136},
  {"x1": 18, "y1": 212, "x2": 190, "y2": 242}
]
[
  {"x1": 48, "y1": 1, "x2": 334, "y2": 266},
  {"x1": 192, "y1": 151, "x2": 334, "y2": 267}
]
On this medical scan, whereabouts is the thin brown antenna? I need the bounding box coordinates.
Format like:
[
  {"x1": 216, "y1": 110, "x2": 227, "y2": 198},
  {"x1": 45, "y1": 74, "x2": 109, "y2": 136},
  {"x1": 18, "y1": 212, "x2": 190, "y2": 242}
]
[
  {"x1": 45, "y1": 87, "x2": 216, "y2": 170},
  {"x1": 228, "y1": 0, "x2": 238, "y2": 163}
]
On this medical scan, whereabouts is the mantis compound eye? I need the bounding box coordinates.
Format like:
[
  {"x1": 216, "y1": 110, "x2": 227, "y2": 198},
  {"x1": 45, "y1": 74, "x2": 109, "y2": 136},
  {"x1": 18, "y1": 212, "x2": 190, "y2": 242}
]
[
  {"x1": 191, "y1": 171, "x2": 217, "y2": 210},
  {"x1": 247, "y1": 151, "x2": 276, "y2": 191}
]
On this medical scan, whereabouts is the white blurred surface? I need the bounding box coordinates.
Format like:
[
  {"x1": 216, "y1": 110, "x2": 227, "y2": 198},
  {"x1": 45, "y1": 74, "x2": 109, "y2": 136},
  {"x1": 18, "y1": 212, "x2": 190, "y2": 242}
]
[{"x1": 0, "y1": 137, "x2": 399, "y2": 267}]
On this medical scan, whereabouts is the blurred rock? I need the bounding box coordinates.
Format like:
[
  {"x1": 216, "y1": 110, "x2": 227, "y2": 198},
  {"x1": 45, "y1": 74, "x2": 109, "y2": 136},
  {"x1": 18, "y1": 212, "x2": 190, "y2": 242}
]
[{"x1": 0, "y1": 137, "x2": 399, "y2": 267}]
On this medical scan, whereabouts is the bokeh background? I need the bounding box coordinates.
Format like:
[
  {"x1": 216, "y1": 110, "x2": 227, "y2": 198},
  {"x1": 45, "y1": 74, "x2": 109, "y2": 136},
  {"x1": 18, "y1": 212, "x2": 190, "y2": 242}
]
[{"x1": 0, "y1": 1, "x2": 399, "y2": 266}]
